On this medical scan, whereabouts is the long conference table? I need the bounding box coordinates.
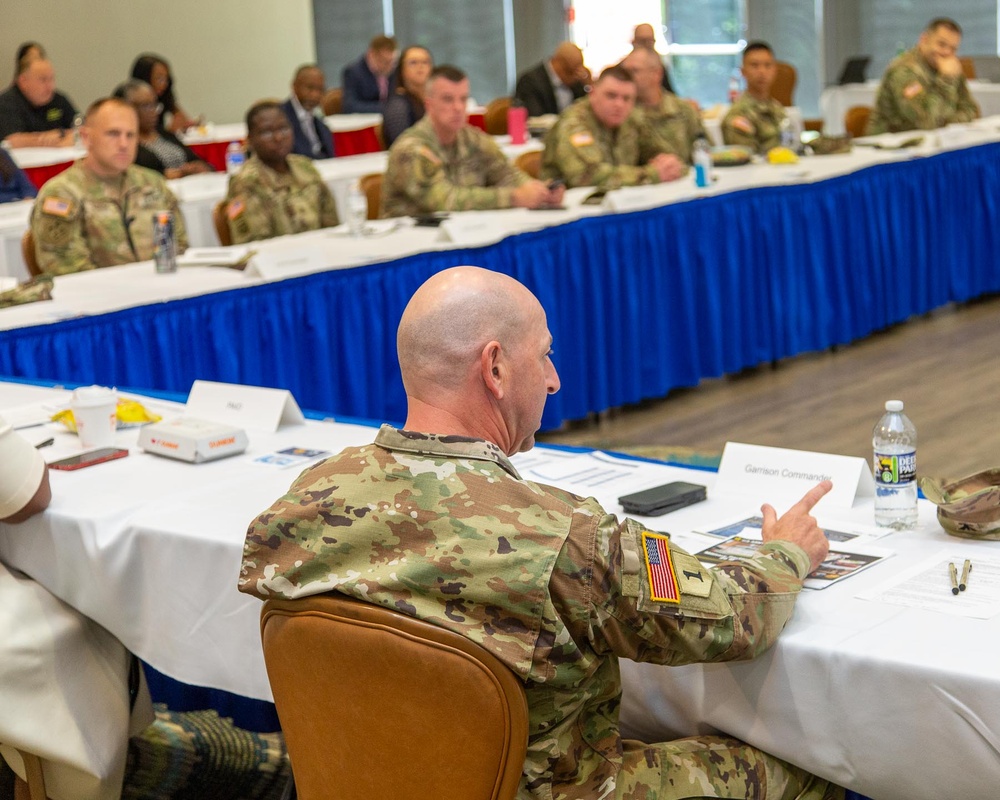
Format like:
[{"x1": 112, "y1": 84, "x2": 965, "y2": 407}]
[
  {"x1": 0, "y1": 379, "x2": 996, "y2": 800},
  {"x1": 3, "y1": 120, "x2": 1000, "y2": 433}
]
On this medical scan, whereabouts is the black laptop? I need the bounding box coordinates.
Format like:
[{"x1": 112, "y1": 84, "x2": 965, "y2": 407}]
[{"x1": 838, "y1": 56, "x2": 871, "y2": 85}]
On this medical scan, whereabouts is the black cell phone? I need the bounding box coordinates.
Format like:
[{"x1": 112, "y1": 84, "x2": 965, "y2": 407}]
[
  {"x1": 50, "y1": 447, "x2": 129, "y2": 471},
  {"x1": 618, "y1": 481, "x2": 706, "y2": 517}
]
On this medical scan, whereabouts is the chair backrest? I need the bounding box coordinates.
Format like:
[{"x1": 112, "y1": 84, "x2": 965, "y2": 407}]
[
  {"x1": 212, "y1": 200, "x2": 232, "y2": 246},
  {"x1": 321, "y1": 88, "x2": 343, "y2": 116},
  {"x1": 261, "y1": 593, "x2": 529, "y2": 800},
  {"x1": 358, "y1": 172, "x2": 383, "y2": 220},
  {"x1": 772, "y1": 61, "x2": 797, "y2": 107},
  {"x1": 959, "y1": 57, "x2": 976, "y2": 80},
  {"x1": 514, "y1": 150, "x2": 541, "y2": 179},
  {"x1": 483, "y1": 96, "x2": 512, "y2": 135},
  {"x1": 844, "y1": 105, "x2": 872, "y2": 138},
  {"x1": 2, "y1": 746, "x2": 48, "y2": 800},
  {"x1": 21, "y1": 230, "x2": 42, "y2": 278}
]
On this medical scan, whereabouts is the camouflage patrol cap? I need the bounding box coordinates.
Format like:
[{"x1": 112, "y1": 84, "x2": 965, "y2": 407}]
[{"x1": 920, "y1": 469, "x2": 1000, "y2": 540}]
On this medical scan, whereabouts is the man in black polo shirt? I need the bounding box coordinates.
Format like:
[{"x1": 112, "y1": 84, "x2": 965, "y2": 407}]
[{"x1": 0, "y1": 58, "x2": 77, "y2": 147}]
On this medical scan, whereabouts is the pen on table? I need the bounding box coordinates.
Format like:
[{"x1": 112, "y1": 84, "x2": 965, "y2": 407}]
[
  {"x1": 948, "y1": 562, "x2": 959, "y2": 595},
  {"x1": 34, "y1": 438, "x2": 54, "y2": 449},
  {"x1": 960, "y1": 559, "x2": 972, "y2": 592}
]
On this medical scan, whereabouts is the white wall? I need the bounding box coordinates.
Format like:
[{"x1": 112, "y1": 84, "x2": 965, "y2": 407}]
[{"x1": 2, "y1": 0, "x2": 315, "y2": 125}]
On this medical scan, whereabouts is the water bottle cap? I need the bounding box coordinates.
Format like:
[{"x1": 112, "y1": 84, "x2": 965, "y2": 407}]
[{"x1": 885, "y1": 400, "x2": 903, "y2": 412}]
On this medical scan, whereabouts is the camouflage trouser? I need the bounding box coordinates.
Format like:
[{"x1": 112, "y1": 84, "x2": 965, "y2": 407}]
[{"x1": 617, "y1": 736, "x2": 845, "y2": 800}]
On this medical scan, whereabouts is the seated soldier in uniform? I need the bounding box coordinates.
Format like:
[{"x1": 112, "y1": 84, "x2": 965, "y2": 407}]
[
  {"x1": 721, "y1": 41, "x2": 787, "y2": 154},
  {"x1": 225, "y1": 99, "x2": 339, "y2": 244},
  {"x1": 541, "y1": 65, "x2": 685, "y2": 190},
  {"x1": 30, "y1": 97, "x2": 188, "y2": 276},
  {"x1": 381, "y1": 65, "x2": 562, "y2": 218},
  {"x1": 241, "y1": 265, "x2": 846, "y2": 800}
]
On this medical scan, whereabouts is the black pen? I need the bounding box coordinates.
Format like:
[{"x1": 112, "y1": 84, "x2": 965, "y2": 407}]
[{"x1": 34, "y1": 438, "x2": 54, "y2": 449}]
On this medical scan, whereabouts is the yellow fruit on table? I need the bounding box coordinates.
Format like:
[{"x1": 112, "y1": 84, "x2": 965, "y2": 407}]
[{"x1": 767, "y1": 147, "x2": 799, "y2": 164}]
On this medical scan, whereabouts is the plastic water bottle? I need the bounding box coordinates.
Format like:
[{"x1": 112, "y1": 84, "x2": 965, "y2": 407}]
[
  {"x1": 872, "y1": 400, "x2": 918, "y2": 529},
  {"x1": 779, "y1": 116, "x2": 795, "y2": 151},
  {"x1": 346, "y1": 181, "x2": 368, "y2": 237},
  {"x1": 225, "y1": 141, "x2": 246, "y2": 175},
  {"x1": 692, "y1": 137, "x2": 712, "y2": 188}
]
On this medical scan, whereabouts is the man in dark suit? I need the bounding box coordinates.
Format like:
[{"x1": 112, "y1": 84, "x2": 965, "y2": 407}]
[
  {"x1": 341, "y1": 35, "x2": 398, "y2": 113},
  {"x1": 514, "y1": 42, "x2": 589, "y2": 117},
  {"x1": 281, "y1": 64, "x2": 335, "y2": 159}
]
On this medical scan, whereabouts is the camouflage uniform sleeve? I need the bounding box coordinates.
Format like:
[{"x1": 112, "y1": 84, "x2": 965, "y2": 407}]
[
  {"x1": 480, "y1": 135, "x2": 530, "y2": 190},
  {"x1": 319, "y1": 180, "x2": 340, "y2": 228},
  {"x1": 31, "y1": 185, "x2": 94, "y2": 276},
  {"x1": 225, "y1": 173, "x2": 273, "y2": 244},
  {"x1": 876, "y1": 65, "x2": 978, "y2": 131},
  {"x1": 542, "y1": 117, "x2": 660, "y2": 190},
  {"x1": 384, "y1": 139, "x2": 515, "y2": 213},
  {"x1": 550, "y1": 504, "x2": 808, "y2": 666},
  {"x1": 953, "y1": 77, "x2": 980, "y2": 124},
  {"x1": 167, "y1": 185, "x2": 189, "y2": 253},
  {"x1": 721, "y1": 107, "x2": 760, "y2": 150}
]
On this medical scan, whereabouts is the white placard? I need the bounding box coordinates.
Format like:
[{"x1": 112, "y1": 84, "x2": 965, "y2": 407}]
[
  {"x1": 437, "y1": 215, "x2": 502, "y2": 246},
  {"x1": 185, "y1": 380, "x2": 304, "y2": 432},
  {"x1": 246, "y1": 244, "x2": 328, "y2": 280},
  {"x1": 601, "y1": 186, "x2": 665, "y2": 213},
  {"x1": 714, "y1": 442, "x2": 873, "y2": 512}
]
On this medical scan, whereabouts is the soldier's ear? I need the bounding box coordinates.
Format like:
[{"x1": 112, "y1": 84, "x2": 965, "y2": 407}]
[{"x1": 480, "y1": 340, "x2": 505, "y2": 399}]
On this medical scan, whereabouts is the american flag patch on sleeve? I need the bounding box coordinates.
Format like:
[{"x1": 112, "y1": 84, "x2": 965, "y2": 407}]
[{"x1": 642, "y1": 531, "x2": 680, "y2": 604}]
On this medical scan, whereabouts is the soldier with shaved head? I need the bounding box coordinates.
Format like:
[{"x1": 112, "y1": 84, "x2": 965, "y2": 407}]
[{"x1": 241, "y1": 267, "x2": 845, "y2": 800}]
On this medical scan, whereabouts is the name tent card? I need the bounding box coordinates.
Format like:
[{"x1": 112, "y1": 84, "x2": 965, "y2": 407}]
[
  {"x1": 715, "y1": 442, "x2": 873, "y2": 512},
  {"x1": 186, "y1": 380, "x2": 305, "y2": 433},
  {"x1": 437, "y1": 215, "x2": 505, "y2": 247},
  {"x1": 601, "y1": 186, "x2": 665, "y2": 213},
  {"x1": 246, "y1": 243, "x2": 327, "y2": 280}
]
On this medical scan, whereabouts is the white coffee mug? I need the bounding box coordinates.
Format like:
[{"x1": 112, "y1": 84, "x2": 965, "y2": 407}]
[{"x1": 71, "y1": 385, "x2": 118, "y2": 448}]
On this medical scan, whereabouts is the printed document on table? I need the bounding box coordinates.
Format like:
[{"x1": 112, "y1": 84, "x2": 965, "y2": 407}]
[{"x1": 858, "y1": 551, "x2": 1000, "y2": 619}]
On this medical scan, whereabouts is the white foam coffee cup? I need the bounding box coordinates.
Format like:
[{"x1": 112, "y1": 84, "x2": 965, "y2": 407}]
[{"x1": 71, "y1": 385, "x2": 118, "y2": 448}]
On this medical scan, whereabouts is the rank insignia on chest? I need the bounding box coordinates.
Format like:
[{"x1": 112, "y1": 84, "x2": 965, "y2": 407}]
[{"x1": 642, "y1": 531, "x2": 680, "y2": 604}]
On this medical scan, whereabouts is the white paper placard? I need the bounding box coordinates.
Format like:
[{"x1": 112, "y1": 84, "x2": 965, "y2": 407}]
[
  {"x1": 246, "y1": 244, "x2": 328, "y2": 280},
  {"x1": 186, "y1": 380, "x2": 305, "y2": 432},
  {"x1": 601, "y1": 186, "x2": 665, "y2": 213},
  {"x1": 714, "y1": 442, "x2": 873, "y2": 511},
  {"x1": 437, "y1": 215, "x2": 504, "y2": 246}
]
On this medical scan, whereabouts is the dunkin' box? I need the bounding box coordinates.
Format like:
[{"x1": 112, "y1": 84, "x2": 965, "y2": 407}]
[{"x1": 138, "y1": 417, "x2": 248, "y2": 463}]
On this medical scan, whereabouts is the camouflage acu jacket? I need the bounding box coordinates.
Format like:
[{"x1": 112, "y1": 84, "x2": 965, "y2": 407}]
[
  {"x1": 541, "y1": 98, "x2": 671, "y2": 190},
  {"x1": 225, "y1": 154, "x2": 339, "y2": 244},
  {"x1": 31, "y1": 161, "x2": 187, "y2": 276},
  {"x1": 721, "y1": 93, "x2": 787, "y2": 154},
  {"x1": 867, "y1": 47, "x2": 979, "y2": 134},
  {"x1": 636, "y1": 92, "x2": 706, "y2": 165},
  {"x1": 381, "y1": 116, "x2": 530, "y2": 218},
  {"x1": 240, "y1": 426, "x2": 810, "y2": 800}
]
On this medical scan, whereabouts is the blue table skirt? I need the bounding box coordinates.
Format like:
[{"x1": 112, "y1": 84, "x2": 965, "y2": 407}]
[{"x1": 2, "y1": 144, "x2": 999, "y2": 432}]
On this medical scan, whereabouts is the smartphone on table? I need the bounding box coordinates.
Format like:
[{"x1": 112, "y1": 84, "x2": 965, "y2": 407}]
[{"x1": 49, "y1": 448, "x2": 129, "y2": 471}]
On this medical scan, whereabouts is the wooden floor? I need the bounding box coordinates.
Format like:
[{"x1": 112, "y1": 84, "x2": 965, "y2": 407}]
[{"x1": 539, "y1": 294, "x2": 1000, "y2": 480}]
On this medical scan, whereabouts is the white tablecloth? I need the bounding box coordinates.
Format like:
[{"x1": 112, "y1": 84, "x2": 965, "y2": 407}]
[
  {"x1": 821, "y1": 80, "x2": 1000, "y2": 135},
  {"x1": 0, "y1": 381, "x2": 998, "y2": 799}
]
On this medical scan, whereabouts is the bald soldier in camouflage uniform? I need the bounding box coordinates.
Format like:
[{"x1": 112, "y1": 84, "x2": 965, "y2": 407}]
[
  {"x1": 624, "y1": 47, "x2": 706, "y2": 164},
  {"x1": 542, "y1": 65, "x2": 685, "y2": 190},
  {"x1": 867, "y1": 17, "x2": 979, "y2": 135},
  {"x1": 241, "y1": 266, "x2": 845, "y2": 800},
  {"x1": 722, "y1": 42, "x2": 786, "y2": 154},
  {"x1": 31, "y1": 97, "x2": 187, "y2": 276},
  {"x1": 382, "y1": 65, "x2": 561, "y2": 218}
]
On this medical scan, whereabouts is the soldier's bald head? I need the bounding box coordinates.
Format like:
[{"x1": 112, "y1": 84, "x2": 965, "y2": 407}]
[{"x1": 397, "y1": 266, "x2": 538, "y2": 393}]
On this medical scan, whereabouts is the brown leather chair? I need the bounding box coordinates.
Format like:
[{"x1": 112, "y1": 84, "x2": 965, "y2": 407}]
[
  {"x1": 21, "y1": 230, "x2": 42, "y2": 278},
  {"x1": 514, "y1": 150, "x2": 541, "y2": 179},
  {"x1": 959, "y1": 57, "x2": 976, "y2": 80},
  {"x1": 358, "y1": 172, "x2": 383, "y2": 220},
  {"x1": 321, "y1": 88, "x2": 343, "y2": 116},
  {"x1": 260, "y1": 594, "x2": 529, "y2": 800},
  {"x1": 772, "y1": 61, "x2": 797, "y2": 107},
  {"x1": 844, "y1": 105, "x2": 872, "y2": 138},
  {"x1": 483, "y1": 96, "x2": 512, "y2": 135},
  {"x1": 212, "y1": 200, "x2": 232, "y2": 246}
]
